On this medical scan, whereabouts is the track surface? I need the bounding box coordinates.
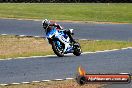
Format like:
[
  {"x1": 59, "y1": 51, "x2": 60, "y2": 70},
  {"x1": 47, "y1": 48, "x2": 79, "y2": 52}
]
[
  {"x1": 0, "y1": 19, "x2": 132, "y2": 41},
  {"x1": 0, "y1": 49, "x2": 132, "y2": 88}
]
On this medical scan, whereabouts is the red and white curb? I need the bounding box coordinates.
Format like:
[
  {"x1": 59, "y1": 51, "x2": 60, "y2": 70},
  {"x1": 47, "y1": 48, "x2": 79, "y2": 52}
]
[{"x1": 0, "y1": 78, "x2": 74, "y2": 86}]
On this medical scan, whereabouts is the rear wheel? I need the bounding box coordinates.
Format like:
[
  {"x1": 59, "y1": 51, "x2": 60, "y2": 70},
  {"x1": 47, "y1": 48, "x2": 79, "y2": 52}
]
[
  {"x1": 73, "y1": 42, "x2": 82, "y2": 56},
  {"x1": 52, "y1": 40, "x2": 64, "y2": 57}
]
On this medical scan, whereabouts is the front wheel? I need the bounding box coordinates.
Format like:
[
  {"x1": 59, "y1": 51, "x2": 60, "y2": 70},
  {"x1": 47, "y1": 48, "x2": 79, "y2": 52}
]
[
  {"x1": 51, "y1": 41, "x2": 64, "y2": 57},
  {"x1": 73, "y1": 42, "x2": 82, "y2": 56}
]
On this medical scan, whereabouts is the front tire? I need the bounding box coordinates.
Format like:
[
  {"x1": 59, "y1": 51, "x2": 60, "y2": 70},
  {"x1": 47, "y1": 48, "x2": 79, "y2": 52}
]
[
  {"x1": 73, "y1": 42, "x2": 82, "y2": 56},
  {"x1": 52, "y1": 41, "x2": 64, "y2": 57}
]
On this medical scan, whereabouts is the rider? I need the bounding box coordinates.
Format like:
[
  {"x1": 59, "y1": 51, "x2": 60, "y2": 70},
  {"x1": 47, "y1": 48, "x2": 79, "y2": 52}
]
[
  {"x1": 42, "y1": 19, "x2": 75, "y2": 42},
  {"x1": 42, "y1": 19, "x2": 75, "y2": 52},
  {"x1": 42, "y1": 19, "x2": 63, "y2": 32}
]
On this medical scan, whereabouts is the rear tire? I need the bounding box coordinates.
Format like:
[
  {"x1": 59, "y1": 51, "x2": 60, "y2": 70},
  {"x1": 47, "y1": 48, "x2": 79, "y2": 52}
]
[{"x1": 52, "y1": 41, "x2": 64, "y2": 57}]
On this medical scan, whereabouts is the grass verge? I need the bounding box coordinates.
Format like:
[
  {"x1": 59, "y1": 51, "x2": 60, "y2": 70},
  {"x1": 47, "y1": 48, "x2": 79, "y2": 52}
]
[
  {"x1": 0, "y1": 79, "x2": 105, "y2": 88},
  {"x1": 0, "y1": 3, "x2": 132, "y2": 23},
  {"x1": 0, "y1": 35, "x2": 132, "y2": 59}
]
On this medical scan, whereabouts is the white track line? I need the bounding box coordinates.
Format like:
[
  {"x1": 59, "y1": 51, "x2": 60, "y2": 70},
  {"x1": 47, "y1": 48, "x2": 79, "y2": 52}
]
[
  {"x1": 1, "y1": 75, "x2": 131, "y2": 86},
  {"x1": 65, "y1": 78, "x2": 74, "y2": 80},
  {"x1": 0, "y1": 18, "x2": 41, "y2": 22},
  {"x1": 0, "y1": 47, "x2": 132, "y2": 61},
  {"x1": 11, "y1": 83, "x2": 20, "y2": 85},
  {"x1": 0, "y1": 34, "x2": 43, "y2": 38},
  {"x1": 52, "y1": 79, "x2": 65, "y2": 81},
  {"x1": 32, "y1": 81, "x2": 41, "y2": 83},
  {"x1": 1, "y1": 34, "x2": 7, "y2": 36},
  {"x1": 41, "y1": 80, "x2": 51, "y2": 82},
  {"x1": 0, "y1": 84, "x2": 9, "y2": 86},
  {"x1": 82, "y1": 52, "x2": 96, "y2": 54},
  {"x1": 34, "y1": 36, "x2": 41, "y2": 38},
  {"x1": 121, "y1": 48, "x2": 130, "y2": 50},
  {"x1": 120, "y1": 73, "x2": 129, "y2": 74},
  {"x1": 0, "y1": 78, "x2": 75, "y2": 86},
  {"x1": 19, "y1": 35, "x2": 26, "y2": 37},
  {"x1": 21, "y1": 82, "x2": 30, "y2": 84},
  {"x1": 128, "y1": 47, "x2": 132, "y2": 49}
]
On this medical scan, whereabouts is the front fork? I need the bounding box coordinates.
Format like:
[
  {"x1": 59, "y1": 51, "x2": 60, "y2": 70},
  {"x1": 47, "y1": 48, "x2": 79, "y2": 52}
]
[{"x1": 47, "y1": 38, "x2": 53, "y2": 45}]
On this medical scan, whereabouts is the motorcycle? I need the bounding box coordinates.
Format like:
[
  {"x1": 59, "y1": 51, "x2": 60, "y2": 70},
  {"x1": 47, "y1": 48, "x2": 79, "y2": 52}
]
[{"x1": 45, "y1": 27, "x2": 82, "y2": 57}]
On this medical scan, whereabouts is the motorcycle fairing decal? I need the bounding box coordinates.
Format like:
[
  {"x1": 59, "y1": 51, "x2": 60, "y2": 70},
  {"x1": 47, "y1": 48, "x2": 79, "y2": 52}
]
[{"x1": 46, "y1": 28, "x2": 57, "y2": 38}]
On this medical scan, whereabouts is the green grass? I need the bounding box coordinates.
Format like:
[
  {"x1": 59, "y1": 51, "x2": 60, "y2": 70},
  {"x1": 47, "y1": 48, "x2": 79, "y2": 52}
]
[
  {"x1": 1, "y1": 35, "x2": 132, "y2": 59},
  {"x1": 0, "y1": 3, "x2": 132, "y2": 23},
  {"x1": 79, "y1": 40, "x2": 132, "y2": 52}
]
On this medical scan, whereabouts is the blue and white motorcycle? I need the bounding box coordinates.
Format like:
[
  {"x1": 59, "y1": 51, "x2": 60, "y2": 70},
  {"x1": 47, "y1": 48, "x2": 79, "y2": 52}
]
[{"x1": 45, "y1": 27, "x2": 82, "y2": 57}]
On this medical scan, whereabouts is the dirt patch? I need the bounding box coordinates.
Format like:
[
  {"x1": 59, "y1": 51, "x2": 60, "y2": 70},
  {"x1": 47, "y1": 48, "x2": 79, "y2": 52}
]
[
  {"x1": 34, "y1": 80, "x2": 105, "y2": 88},
  {"x1": 1, "y1": 35, "x2": 132, "y2": 59},
  {"x1": 0, "y1": 80, "x2": 105, "y2": 88},
  {"x1": 0, "y1": 36, "x2": 53, "y2": 58}
]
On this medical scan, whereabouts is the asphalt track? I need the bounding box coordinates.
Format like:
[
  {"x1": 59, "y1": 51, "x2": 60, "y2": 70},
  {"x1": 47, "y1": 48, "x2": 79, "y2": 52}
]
[
  {"x1": 0, "y1": 19, "x2": 132, "y2": 41},
  {"x1": 0, "y1": 19, "x2": 132, "y2": 88},
  {"x1": 0, "y1": 48, "x2": 132, "y2": 87}
]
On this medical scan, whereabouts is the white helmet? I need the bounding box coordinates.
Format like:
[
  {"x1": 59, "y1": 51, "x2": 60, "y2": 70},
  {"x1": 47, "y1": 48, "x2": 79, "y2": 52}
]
[{"x1": 42, "y1": 19, "x2": 50, "y2": 30}]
